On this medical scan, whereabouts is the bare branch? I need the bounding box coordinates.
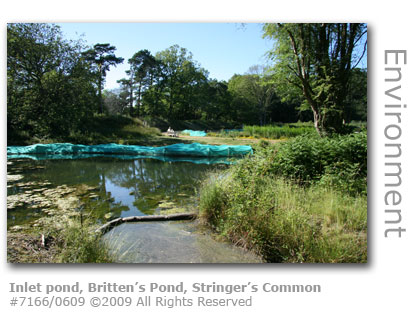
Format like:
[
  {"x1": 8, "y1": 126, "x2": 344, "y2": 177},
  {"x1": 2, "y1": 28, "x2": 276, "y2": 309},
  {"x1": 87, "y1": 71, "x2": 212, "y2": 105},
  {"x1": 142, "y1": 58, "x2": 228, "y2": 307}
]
[{"x1": 352, "y1": 40, "x2": 367, "y2": 69}]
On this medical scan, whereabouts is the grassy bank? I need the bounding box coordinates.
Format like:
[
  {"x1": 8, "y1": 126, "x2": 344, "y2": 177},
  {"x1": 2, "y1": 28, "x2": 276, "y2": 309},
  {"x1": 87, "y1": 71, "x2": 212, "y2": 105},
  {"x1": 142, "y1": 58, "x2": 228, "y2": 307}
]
[
  {"x1": 143, "y1": 117, "x2": 241, "y2": 132},
  {"x1": 173, "y1": 134, "x2": 274, "y2": 147},
  {"x1": 8, "y1": 114, "x2": 162, "y2": 146},
  {"x1": 8, "y1": 218, "x2": 112, "y2": 263},
  {"x1": 199, "y1": 132, "x2": 367, "y2": 263}
]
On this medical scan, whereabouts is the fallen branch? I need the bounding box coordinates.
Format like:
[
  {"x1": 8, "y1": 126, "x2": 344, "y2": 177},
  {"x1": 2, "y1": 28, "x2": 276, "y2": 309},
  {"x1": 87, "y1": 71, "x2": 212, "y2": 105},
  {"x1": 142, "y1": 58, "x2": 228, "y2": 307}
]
[{"x1": 96, "y1": 213, "x2": 197, "y2": 234}]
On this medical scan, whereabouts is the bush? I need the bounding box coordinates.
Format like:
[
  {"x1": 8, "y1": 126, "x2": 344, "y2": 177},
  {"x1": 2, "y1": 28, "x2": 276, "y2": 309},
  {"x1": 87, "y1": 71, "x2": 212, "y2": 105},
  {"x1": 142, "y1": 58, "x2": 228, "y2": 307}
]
[
  {"x1": 270, "y1": 132, "x2": 367, "y2": 194},
  {"x1": 319, "y1": 162, "x2": 367, "y2": 195}
]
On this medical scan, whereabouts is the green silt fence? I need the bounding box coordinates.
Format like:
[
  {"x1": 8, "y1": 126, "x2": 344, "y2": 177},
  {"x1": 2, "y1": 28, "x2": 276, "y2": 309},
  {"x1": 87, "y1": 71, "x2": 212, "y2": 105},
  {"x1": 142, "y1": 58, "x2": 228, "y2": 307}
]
[{"x1": 7, "y1": 142, "x2": 252, "y2": 159}]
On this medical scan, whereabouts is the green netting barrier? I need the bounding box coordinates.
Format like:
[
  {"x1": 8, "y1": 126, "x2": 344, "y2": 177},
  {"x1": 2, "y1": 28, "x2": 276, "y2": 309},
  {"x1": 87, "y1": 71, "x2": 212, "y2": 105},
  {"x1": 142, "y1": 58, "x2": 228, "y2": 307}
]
[
  {"x1": 181, "y1": 130, "x2": 207, "y2": 137},
  {"x1": 7, "y1": 142, "x2": 252, "y2": 159}
]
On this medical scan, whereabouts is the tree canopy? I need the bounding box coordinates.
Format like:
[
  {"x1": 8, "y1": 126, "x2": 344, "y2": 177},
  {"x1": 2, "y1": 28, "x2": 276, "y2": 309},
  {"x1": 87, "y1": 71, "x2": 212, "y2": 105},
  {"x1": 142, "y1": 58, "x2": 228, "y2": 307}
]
[
  {"x1": 263, "y1": 23, "x2": 367, "y2": 135},
  {"x1": 7, "y1": 23, "x2": 98, "y2": 141},
  {"x1": 7, "y1": 23, "x2": 367, "y2": 145},
  {"x1": 82, "y1": 43, "x2": 124, "y2": 113}
]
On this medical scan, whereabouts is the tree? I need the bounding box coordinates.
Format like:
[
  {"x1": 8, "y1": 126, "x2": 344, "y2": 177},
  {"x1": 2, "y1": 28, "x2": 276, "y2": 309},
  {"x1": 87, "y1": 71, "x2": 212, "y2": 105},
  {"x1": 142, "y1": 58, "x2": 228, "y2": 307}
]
[
  {"x1": 263, "y1": 23, "x2": 367, "y2": 135},
  {"x1": 82, "y1": 43, "x2": 124, "y2": 114},
  {"x1": 228, "y1": 68, "x2": 277, "y2": 125},
  {"x1": 7, "y1": 23, "x2": 98, "y2": 140},
  {"x1": 103, "y1": 89, "x2": 128, "y2": 115},
  {"x1": 152, "y1": 45, "x2": 209, "y2": 120},
  {"x1": 155, "y1": 45, "x2": 190, "y2": 118},
  {"x1": 116, "y1": 77, "x2": 133, "y2": 114},
  {"x1": 228, "y1": 74, "x2": 260, "y2": 124},
  {"x1": 142, "y1": 59, "x2": 167, "y2": 117},
  {"x1": 343, "y1": 68, "x2": 367, "y2": 122},
  {"x1": 244, "y1": 65, "x2": 277, "y2": 126},
  {"x1": 202, "y1": 79, "x2": 232, "y2": 122},
  {"x1": 128, "y1": 50, "x2": 157, "y2": 117}
]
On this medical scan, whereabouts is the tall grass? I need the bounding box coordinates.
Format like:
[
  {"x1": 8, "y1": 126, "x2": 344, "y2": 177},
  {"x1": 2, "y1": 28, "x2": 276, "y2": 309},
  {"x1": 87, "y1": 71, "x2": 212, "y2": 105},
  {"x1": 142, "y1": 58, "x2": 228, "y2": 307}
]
[
  {"x1": 214, "y1": 123, "x2": 316, "y2": 139},
  {"x1": 215, "y1": 122, "x2": 366, "y2": 140},
  {"x1": 243, "y1": 124, "x2": 315, "y2": 139},
  {"x1": 199, "y1": 132, "x2": 367, "y2": 263},
  {"x1": 56, "y1": 220, "x2": 112, "y2": 263},
  {"x1": 200, "y1": 172, "x2": 367, "y2": 263}
]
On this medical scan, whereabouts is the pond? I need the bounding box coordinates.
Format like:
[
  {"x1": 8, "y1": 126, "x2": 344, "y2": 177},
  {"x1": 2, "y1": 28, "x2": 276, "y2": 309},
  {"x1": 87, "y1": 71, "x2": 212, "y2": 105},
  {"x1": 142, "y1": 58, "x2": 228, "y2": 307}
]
[{"x1": 7, "y1": 157, "x2": 262, "y2": 263}]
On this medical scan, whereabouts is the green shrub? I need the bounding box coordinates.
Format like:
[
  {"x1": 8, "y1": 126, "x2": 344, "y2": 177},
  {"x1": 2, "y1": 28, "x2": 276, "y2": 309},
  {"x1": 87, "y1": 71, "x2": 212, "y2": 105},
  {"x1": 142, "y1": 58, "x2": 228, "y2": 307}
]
[
  {"x1": 270, "y1": 132, "x2": 367, "y2": 193},
  {"x1": 319, "y1": 162, "x2": 367, "y2": 195}
]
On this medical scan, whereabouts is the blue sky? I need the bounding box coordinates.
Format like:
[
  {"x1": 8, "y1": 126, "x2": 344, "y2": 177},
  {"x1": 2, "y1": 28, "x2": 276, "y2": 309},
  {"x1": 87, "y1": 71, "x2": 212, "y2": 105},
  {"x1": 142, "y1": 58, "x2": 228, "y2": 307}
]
[{"x1": 58, "y1": 23, "x2": 273, "y2": 90}]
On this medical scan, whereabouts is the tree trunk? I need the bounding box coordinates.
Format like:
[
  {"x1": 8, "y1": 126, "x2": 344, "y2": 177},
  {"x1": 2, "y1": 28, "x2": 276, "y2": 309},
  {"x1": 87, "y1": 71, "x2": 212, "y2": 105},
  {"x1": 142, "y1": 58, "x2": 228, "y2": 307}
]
[
  {"x1": 129, "y1": 85, "x2": 134, "y2": 117},
  {"x1": 137, "y1": 80, "x2": 142, "y2": 117},
  {"x1": 98, "y1": 72, "x2": 103, "y2": 114},
  {"x1": 312, "y1": 109, "x2": 322, "y2": 136},
  {"x1": 323, "y1": 105, "x2": 344, "y2": 134},
  {"x1": 169, "y1": 89, "x2": 173, "y2": 119}
]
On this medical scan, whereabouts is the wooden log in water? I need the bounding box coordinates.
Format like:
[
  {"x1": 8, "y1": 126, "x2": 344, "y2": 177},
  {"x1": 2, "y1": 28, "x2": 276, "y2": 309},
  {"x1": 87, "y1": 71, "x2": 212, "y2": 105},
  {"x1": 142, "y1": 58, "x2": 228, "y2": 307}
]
[{"x1": 96, "y1": 213, "x2": 197, "y2": 234}]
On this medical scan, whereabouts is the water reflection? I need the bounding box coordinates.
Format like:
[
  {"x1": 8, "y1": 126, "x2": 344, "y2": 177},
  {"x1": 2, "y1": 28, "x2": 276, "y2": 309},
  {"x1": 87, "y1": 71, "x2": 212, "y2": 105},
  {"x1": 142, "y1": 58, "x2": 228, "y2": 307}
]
[
  {"x1": 7, "y1": 157, "x2": 226, "y2": 223},
  {"x1": 7, "y1": 157, "x2": 262, "y2": 263},
  {"x1": 7, "y1": 154, "x2": 233, "y2": 164}
]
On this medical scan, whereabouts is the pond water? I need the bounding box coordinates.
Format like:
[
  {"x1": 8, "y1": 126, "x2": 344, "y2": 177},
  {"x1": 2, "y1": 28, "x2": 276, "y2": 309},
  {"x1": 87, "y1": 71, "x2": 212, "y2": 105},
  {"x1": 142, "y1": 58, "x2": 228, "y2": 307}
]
[{"x1": 7, "y1": 157, "x2": 262, "y2": 263}]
